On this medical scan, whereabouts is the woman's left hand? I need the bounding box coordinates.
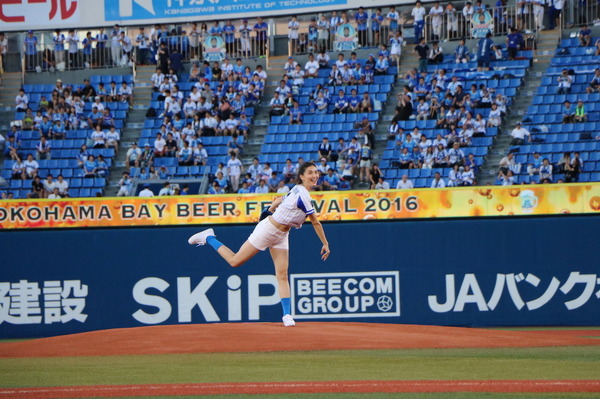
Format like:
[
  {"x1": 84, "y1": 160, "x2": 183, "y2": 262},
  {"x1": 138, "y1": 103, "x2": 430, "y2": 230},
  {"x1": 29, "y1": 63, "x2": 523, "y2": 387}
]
[{"x1": 320, "y1": 244, "x2": 330, "y2": 261}]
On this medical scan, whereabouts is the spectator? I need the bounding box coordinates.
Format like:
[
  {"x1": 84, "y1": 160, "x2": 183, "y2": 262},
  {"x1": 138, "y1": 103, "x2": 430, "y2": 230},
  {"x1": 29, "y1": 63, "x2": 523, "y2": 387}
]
[
  {"x1": 318, "y1": 14, "x2": 330, "y2": 50},
  {"x1": 165, "y1": 133, "x2": 178, "y2": 157},
  {"x1": 579, "y1": 24, "x2": 592, "y2": 47},
  {"x1": 509, "y1": 122, "x2": 530, "y2": 145},
  {"x1": 574, "y1": 99, "x2": 587, "y2": 123},
  {"x1": 499, "y1": 169, "x2": 515, "y2": 185},
  {"x1": 398, "y1": 147, "x2": 414, "y2": 169},
  {"x1": 238, "y1": 19, "x2": 252, "y2": 58},
  {"x1": 153, "y1": 133, "x2": 166, "y2": 157},
  {"x1": 412, "y1": 1, "x2": 426, "y2": 43},
  {"x1": 447, "y1": 164, "x2": 462, "y2": 187},
  {"x1": 23, "y1": 153, "x2": 39, "y2": 179},
  {"x1": 539, "y1": 158, "x2": 553, "y2": 182},
  {"x1": 358, "y1": 142, "x2": 372, "y2": 183},
  {"x1": 95, "y1": 154, "x2": 109, "y2": 178},
  {"x1": 55, "y1": 174, "x2": 69, "y2": 197},
  {"x1": 268, "y1": 171, "x2": 281, "y2": 192},
  {"x1": 318, "y1": 137, "x2": 332, "y2": 160},
  {"x1": 254, "y1": 179, "x2": 268, "y2": 194},
  {"x1": 527, "y1": 151, "x2": 542, "y2": 179},
  {"x1": 596, "y1": 38, "x2": 600, "y2": 56},
  {"x1": 90, "y1": 125, "x2": 106, "y2": 149},
  {"x1": 27, "y1": 175, "x2": 44, "y2": 198},
  {"x1": 322, "y1": 168, "x2": 339, "y2": 191},
  {"x1": 119, "y1": 82, "x2": 133, "y2": 109},
  {"x1": 557, "y1": 152, "x2": 572, "y2": 173},
  {"x1": 477, "y1": 32, "x2": 494, "y2": 71},
  {"x1": 562, "y1": 100, "x2": 574, "y2": 123},
  {"x1": 396, "y1": 174, "x2": 414, "y2": 189},
  {"x1": 23, "y1": 30, "x2": 38, "y2": 71},
  {"x1": 0, "y1": 32, "x2": 6, "y2": 72},
  {"x1": 254, "y1": 17, "x2": 268, "y2": 56},
  {"x1": 269, "y1": 92, "x2": 285, "y2": 117},
  {"x1": 368, "y1": 163, "x2": 382, "y2": 188},
  {"x1": 83, "y1": 155, "x2": 97, "y2": 178},
  {"x1": 66, "y1": 29, "x2": 79, "y2": 69},
  {"x1": 15, "y1": 89, "x2": 29, "y2": 112},
  {"x1": 445, "y1": 3, "x2": 459, "y2": 39},
  {"x1": 11, "y1": 157, "x2": 26, "y2": 180},
  {"x1": 431, "y1": 171, "x2": 446, "y2": 188},
  {"x1": 105, "y1": 126, "x2": 120, "y2": 155},
  {"x1": 389, "y1": 31, "x2": 403, "y2": 65},
  {"x1": 282, "y1": 158, "x2": 297, "y2": 183},
  {"x1": 247, "y1": 157, "x2": 261, "y2": 184},
  {"x1": 447, "y1": 142, "x2": 465, "y2": 166},
  {"x1": 374, "y1": 54, "x2": 389, "y2": 75},
  {"x1": 117, "y1": 172, "x2": 133, "y2": 196},
  {"x1": 387, "y1": 6, "x2": 400, "y2": 33},
  {"x1": 177, "y1": 141, "x2": 193, "y2": 166},
  {"x1": 193, "y1": 143, "x2": 208, "y2": 166},
  {"x1": 227, "y1": 153, "x2": 243, "y2": 192},
  {"x1": 506, "y1": 27, "x2": 523, "y2": 60},
  {"x1": 498, "y1": 152, "x2": 516, "y2": 175},
  {"x1": 305, "y1": 53, "x2": 319, "y2": 78},
  {"x1": 36, "y1": 136, "x2": 51, "y2": 160},
  {"x1": 333, "y1": 90, "x2": 349, "y2": 114},
  {"x1": 126, "y1": 142, "x2": 142, "y2": 168},
  {"x1": 460, "y1": 165, "x2": 475, "y2": 185},
  {"x1": 557, "y1": 69, "x2": 572, "y2": 94},
  {"x1": 414, "y1": 37, "x2": 429, "y2": 73},
  {"x1": 454, "y1": 38, "x2": 470, "y2": 63},
  {"x1": 138, "y1": 184, "x2": 154, "y2": 197},
  {"x1": 288, "y1": 16, "x2": 299, "y2": 54},
  {"x1": 428, "y1": 41, "x2": 444, "y2": 64},
  {"x1": 157, "y1": 182, "x2": 171, "y2": 196},
  {"x1": 586, "y1": 68, "x2": 600, "y2": 94}
]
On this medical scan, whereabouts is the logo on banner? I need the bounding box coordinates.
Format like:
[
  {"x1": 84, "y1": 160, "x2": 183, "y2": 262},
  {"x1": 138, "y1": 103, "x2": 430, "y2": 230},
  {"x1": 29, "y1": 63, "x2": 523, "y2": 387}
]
[
  {"x1": 203, "y1": 35, "x2": 226, "y2": 62},
  {"x1": 118, "y1": 0, "x2": 155, "y2": 17},
  {"x1": 0, "y1": 0, "x2": 79, "y2": 27},
  {"x1": 290, "y1": 271, "x2": 400, "y2": 319},
  {"x1": 334, "y1": 23, "x2": 358, "y2": 52},
  {"x1": 471, "y1": 11, "x2": 494, "y2": 38}
]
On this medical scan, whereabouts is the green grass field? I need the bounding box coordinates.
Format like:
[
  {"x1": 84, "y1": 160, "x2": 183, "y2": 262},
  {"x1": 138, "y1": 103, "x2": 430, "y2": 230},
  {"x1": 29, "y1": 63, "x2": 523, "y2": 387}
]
[{"x1": 1, "y1": 346, "x2": 600, "y2": 398}]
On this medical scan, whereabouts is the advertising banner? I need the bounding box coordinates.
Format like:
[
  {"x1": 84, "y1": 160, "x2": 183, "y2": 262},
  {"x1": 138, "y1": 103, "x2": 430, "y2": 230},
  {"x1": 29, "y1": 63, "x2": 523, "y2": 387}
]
[
  {"x1": 2, "y1": 184, "x2": 600, "y2": 230},
  {"x1": 0, "y1": 0, "x2": 81, "y2": 32},
  {"x1": 202, "y1": 34, "x2": 226, "y2": 62},
  {"x1": 1, "y1": 216, "x2": 599, "y2": 338},
  {"x1": 471, "y1": 10, "x2": 494, "y2": 38},
  {"x1": 334, "y1": 23, "x2": 358, "y2": 52}
]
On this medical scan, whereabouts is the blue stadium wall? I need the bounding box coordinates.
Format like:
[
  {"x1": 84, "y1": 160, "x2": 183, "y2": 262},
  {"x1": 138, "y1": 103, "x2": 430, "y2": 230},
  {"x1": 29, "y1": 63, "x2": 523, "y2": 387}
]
[{"x1": 1, "y1": 215, "x2": 599, "y2": 338}]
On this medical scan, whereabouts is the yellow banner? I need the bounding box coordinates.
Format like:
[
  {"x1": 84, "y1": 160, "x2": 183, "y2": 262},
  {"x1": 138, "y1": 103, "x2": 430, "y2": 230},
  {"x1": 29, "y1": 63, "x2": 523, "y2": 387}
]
[{"x1": 1, "y1": 183, "x2": 600, "y2": 229}]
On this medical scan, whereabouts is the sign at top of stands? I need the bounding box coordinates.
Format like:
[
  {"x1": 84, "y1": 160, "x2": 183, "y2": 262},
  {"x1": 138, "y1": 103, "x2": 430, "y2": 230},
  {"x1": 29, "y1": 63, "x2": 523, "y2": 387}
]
[
  {"x1": 0, "y1": 0, "x2": 425, "y2": 31},
  {"x1": 104, "y1": 0, "x2": 348, "y2": 23},
  {"x1": 1, "y1": 184, "x2": 600, "y2": 230},
  {"x1": 0, "y1": 0, "x2": 81, "y2": 31}
]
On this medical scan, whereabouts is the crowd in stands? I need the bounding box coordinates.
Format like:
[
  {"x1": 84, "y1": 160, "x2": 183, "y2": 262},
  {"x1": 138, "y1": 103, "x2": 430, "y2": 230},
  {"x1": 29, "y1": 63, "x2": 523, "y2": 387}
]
[{"x1": 1, "y1": 76, "x2": 133, "y2": 199}]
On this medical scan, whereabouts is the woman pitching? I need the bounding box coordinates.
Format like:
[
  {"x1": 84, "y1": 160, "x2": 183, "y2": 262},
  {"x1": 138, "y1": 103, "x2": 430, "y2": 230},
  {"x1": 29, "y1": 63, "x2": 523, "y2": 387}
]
[{"x1": 188, "y1": 162, "x2": 330, "y2": 326}]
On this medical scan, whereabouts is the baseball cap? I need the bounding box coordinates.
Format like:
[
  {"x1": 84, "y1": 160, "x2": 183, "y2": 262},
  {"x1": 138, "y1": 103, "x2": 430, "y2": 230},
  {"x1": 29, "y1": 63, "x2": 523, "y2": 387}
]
[
  {"x1": 144, "y1": 143, "x2": 150, "y2": 147},
  {"x1": 28, "y1": 30, "x2": 33, "y2": 34},
  {"x1": 321, "y1": 158, "x2": 326, "y2": 162},
  {"x1": 56, "y1": 79, "x2": 62, "y2": 83},
  {"x1": 132, "y1": 142, "x2": 138, "y2": 145}
]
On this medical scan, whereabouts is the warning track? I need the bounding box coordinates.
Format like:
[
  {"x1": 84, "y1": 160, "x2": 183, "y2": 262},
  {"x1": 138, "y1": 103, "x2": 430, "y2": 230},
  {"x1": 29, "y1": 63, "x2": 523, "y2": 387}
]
[{"x1": 1, "y1": 380, "x2": 599, "y2": 398}]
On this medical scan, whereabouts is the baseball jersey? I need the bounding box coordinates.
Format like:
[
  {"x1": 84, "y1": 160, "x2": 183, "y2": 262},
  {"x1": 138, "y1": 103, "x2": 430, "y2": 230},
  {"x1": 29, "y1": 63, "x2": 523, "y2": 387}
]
[{"x1": 272, "y1": 185, "x2": 315, "y2": 228}]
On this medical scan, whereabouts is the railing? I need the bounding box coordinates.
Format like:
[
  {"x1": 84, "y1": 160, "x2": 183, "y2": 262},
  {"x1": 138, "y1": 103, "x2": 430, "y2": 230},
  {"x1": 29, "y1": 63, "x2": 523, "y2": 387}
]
[
  {"x1": 561, "y1": 3, "x2": 600, "y2": 29},
  {"x1": 19, "y1": 27, "x2": 270, "y2": 74},
  {"x1": 423, "y1": 4, "x2": 545, "y2": 44}
]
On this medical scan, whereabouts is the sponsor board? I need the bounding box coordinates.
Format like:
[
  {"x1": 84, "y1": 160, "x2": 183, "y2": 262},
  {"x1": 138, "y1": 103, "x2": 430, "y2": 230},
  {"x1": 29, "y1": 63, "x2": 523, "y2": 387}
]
[{"x1": 291, "y1": 271, "x2": 400, "y2": 319}]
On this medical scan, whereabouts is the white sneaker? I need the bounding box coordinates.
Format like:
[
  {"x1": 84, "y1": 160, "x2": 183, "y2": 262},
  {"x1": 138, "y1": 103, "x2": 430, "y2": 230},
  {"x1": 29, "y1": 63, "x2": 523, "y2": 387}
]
[
  {"x1": 282, "y1": 314, "x2": 296, "y2": 327},
  {"x1": 188, "y1": 228, "x2": 215, "y2": 246}
]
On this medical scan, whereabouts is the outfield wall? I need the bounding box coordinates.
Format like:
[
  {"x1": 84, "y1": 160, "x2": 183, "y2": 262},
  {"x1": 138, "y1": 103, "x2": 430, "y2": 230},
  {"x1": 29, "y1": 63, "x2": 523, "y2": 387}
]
[{"x1": 1, "y1": 215, "x2": 599, "y2": 338}]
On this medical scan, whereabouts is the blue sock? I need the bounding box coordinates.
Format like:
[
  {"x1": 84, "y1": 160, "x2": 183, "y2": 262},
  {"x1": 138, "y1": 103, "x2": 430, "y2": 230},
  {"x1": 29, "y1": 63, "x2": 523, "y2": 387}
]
[
  {"x1": 206, "y1": 236, "x2": 223, "y2": 251},
  {"x1": 281, "y1": 297, "x2": 291, "y2": 316}
]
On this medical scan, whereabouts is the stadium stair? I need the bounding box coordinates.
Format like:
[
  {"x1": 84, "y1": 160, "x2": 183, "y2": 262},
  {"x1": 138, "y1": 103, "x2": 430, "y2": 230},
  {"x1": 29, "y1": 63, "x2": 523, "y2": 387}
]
[
  {"x1": 105, "y1": 66, "x2": 154, "y2": 196},
  {"x1": 364, "y1": 49, "x2": 420, "y2": 190},
  {"x1": 478, "y1": 28, "x2": 560, "y2": 184},
  {"x1": 0, "y1": 72, "x2": 23, "y2": 173},
  {"x1": 234, "y1": 57, "x2": 287, "y2": 169}
]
